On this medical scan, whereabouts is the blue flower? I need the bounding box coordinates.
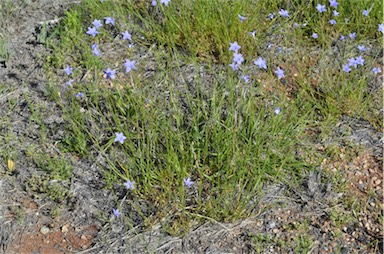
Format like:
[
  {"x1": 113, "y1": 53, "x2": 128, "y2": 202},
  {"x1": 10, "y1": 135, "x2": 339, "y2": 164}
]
[
  {"x1": 357, "y1": 45, "x2": 366, "y2": 52},
  {"x1": 104, "y1": 68, "x2": 116, "y2": 79},
  {"x1": 329, "y1": 0, "x2": 338, "y2": 8},
  {"x1": 229, "y1": 41, "x2": 241, "y2": 53},
  {"x1": 312, "y1": 33, "x2": 318, "y2": 39},
  {"x1": 372, "y1": 67, "x2": 382, "y2": 75},
  {"x1": 124, "y1": 59, "x2": 136, "y2": 73},
  {"x1": 274, "y1": 67, "x2": 285, "y2": 80},
  {"x1": 362, "y1": 10, "x2": 369, "y2": 16},
  {"x1": 75, "y1": 92, "x2": 84, "y2": 98},
  {"x1": 316, "y1": 4, "x2": 326, "y2": 13},
  {"x1": 92, "y1": 43, "x2": 101, "y2": 56},
  {"x1": 184, "y1": 177, "x2": 193, "y2": 188},
  {"x1": 160, "y1": 0, "x2": 171, "y2": 6},
  {"x1": 349, "y1": 33, "x2": 356, "y2": 39},
  {"x1": 92, "y1": 19, "x2": 102, "y2": 29},
  {"x1": 64, "y1": 65, "x2": 73, "y2": 75},
  {"x1": 267, "y1": 13, "x2": 275, "y2": 20},
  {"x1": 339, "y1": 35, "x2": 345, "y2": 41},
  {"x1": 347, "y1": 58, "x2": 358, "y2": 68},
  {"x1": 238, "y1": 14, "x2": 246, "y2": 22},
  {"x1": 232, "y1": 53, "x2": 244, "y2": 65},
  {"x1": 274, "y1": 107, "x2": 281, "y2": 115},
  {"x1": 333, "y1": 10, "x2": 339, "y2": 17},
  {"x1": 379, "y1": 24, "x2": 384, "y2": 33},
  {"x1": 113, "y1": 208, "x2": 122, "y2": 218},
  {"x1": 114, "y1": 132, "x2": 126, "y2": 144},
  {"x1": 278, "y1": 9, "x2": 290, "y2": 18},
  {"x1": 229, "y1": 62, "x2": 239, "y2": 71},
  {"x1": 86, "y1": 27, "x2": 99, "y2": 37},
  {"x1": 355, "y1": 55, "x2": 364, "y2": 66},
  {"x1": 104, "y1": 17, "x2": 115, "y2": 25},
  {"x1": 329, "y1": 19, "x2": 336, "y2": 25},
  {"x1": 122, "y1": 31, "x2": 132, "y2": 40},
  {"x1": 65, "y1": 79, "x2": 74, "y2": 87},
  {"x1": 248, "y1": 30, "x2": 257, "y2": 37},
  {"x1": 151, "y1": 0, "x2": 157, "y2": 6},
  {"x1": 240, "y1": 75, "x2": 249, "y2": 83},
  {"x1": 254, "y1": 57, "x2": 267, "y2": 70},
  {"x1": 342, "y1": 64, "x2": 351, "y2": 73},
  {"x1": 124, "y1": 180, "x2": 135, "y2": 190}
]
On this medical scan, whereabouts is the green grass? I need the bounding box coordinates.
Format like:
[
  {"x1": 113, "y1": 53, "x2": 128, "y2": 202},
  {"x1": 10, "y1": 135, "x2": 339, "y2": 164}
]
[{"x1": 40, "y1": 0, "x2": 383, "y2": 246}]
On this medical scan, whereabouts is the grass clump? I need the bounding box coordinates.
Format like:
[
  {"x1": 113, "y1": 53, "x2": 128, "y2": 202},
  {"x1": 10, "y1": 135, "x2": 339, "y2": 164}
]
[{"x1": 43, "y1": 0, "x2": 383, "y2": 240}]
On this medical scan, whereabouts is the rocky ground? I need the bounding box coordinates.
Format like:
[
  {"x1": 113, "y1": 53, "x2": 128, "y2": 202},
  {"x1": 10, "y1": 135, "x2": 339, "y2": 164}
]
[{"x1": 0, "y1": 1, "x2": 382, "y2": 253}]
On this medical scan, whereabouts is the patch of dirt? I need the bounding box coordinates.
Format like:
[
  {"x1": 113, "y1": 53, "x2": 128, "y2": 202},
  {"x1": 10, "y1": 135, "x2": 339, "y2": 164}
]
[
  {"x1": 8, "y1": 223, "x2": 98, "y2": 254},
  {"x1": 0, "y1": 1, "x2": 382, "y2": 254}
]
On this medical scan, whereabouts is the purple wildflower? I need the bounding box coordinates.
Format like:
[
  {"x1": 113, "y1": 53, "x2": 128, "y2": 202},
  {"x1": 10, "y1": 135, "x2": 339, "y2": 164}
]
[
  {"x1": 349, "y1": 33, "x2": 356, "y2": 39},
  {"x1": 151, "y1": 0, "x2": 157, "y2": 6},
  {"x1": 347, "y1": 58, "x2": 358, "y2": 68},
  {"x1": 238, "y1": 14, "x2": 246, "y2": 22},
  {"x1": 274, "y1": 67, "x2": 285, "y2": 80},
  {"x1": 254, "y1": 57, "x2": 267, "y2": 70},
  {"x1": 362, "y1": 10, "x2": 369, "y2": 16},
  {"x1": 92, "y1": 48, "x2": 101, "y2": 56},
  {"x1": 279, "y1": 9, "x2": 290, "y2": 18},
  {"x1": 372, "y1": 67, "x2": 382, "y2": 75},
  {"x1": 104, "y1": 17, "x2": 115, "y2": 25},
  {"x1": 248, "y1": 30, "x2": 257, "y2": 37},
  {"x1": 124, "y1": 180, "x2": 135, "y2": 190},
  {"x1": 184, "y1": 177, "x2": 193, "y2": 188},
  {"x1": 114, "y1": 132, "x2": 126, "y2": 144},
  {"x1": 104, "y1": 68, "x2": 116, "y2": 79},
  {"x1": 86, "y1": 27, "x2": 99, "y2": 37},
  {"x1": 379, "y1": 24, "x2": 384, "y2": 33},
  {"x1": 333, "y1": 10, "x2": 339, "y2": 17},
  {"x1": 160, "y1": 0, "x2": 170, "y2": 6},
  {"x1": 113, "y1": 208, "x2": 122, "y2": 218},
  {"x1": 329, "y1": 19, "x2": 336, "y2": 25},
  {"x1": 232, "y1": 53, "x2": 244, "y2": 65},
  {"x1": 316, "y1": 4, "x2": 327, "y2": 13},
  {"x1": 267, "y1": 13, "x2": 275, "y2": 20},
  {"x1": 64, "y1": 65, "x2": 73, "y2": 75},
  {"x1": 75, "y1": 92, "x2": 84, "y2": 98},
  {"x1": 229, "y1": 41, "x2": 241, "y2": 53},
  {"x1": 355, "y1": 55, "x2": 364, "y2": 66},
  {"x1": 65, "y1": 79, "x2": 74, "y2": 87},
  {"x1": 274, "y1": 107, "x2": 281, "y2": 115},
  {"x1": 229, "y1": 62, "x2": 239, "y2": 71},
  {"x1": 312, "y1": 33, "x2": 318, "y2": 39},
  {"x1": 357, "y1": 45, "x2": 366, "y2": 52},
  {"x1": 329, "y1": 0, "x2": 338, "y2": 8},
  {"x1": 240, "y1": 75, "x2": 249, "y2": 83},
  {"x1": 92, "y1": 19, "x2": 102, "y2": 29},
  {"x1": 124, "y1": 59, "x2": 136, "y2": 73},
  {"x1": 122, "y1": 31, "x2": 132, "y2": 40},
  {"x1": 342, "y1": 64, "x2": 351, "y2": 73}
]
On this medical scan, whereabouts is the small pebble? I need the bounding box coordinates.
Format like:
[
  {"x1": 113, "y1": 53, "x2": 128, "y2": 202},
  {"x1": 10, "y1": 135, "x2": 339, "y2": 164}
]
[
  {"x1": 61, "y1": 224, "x2": 69, "y2": 233},
  {"x1": 40, "y1": 226, "x2": 49, "y2": 235}
]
